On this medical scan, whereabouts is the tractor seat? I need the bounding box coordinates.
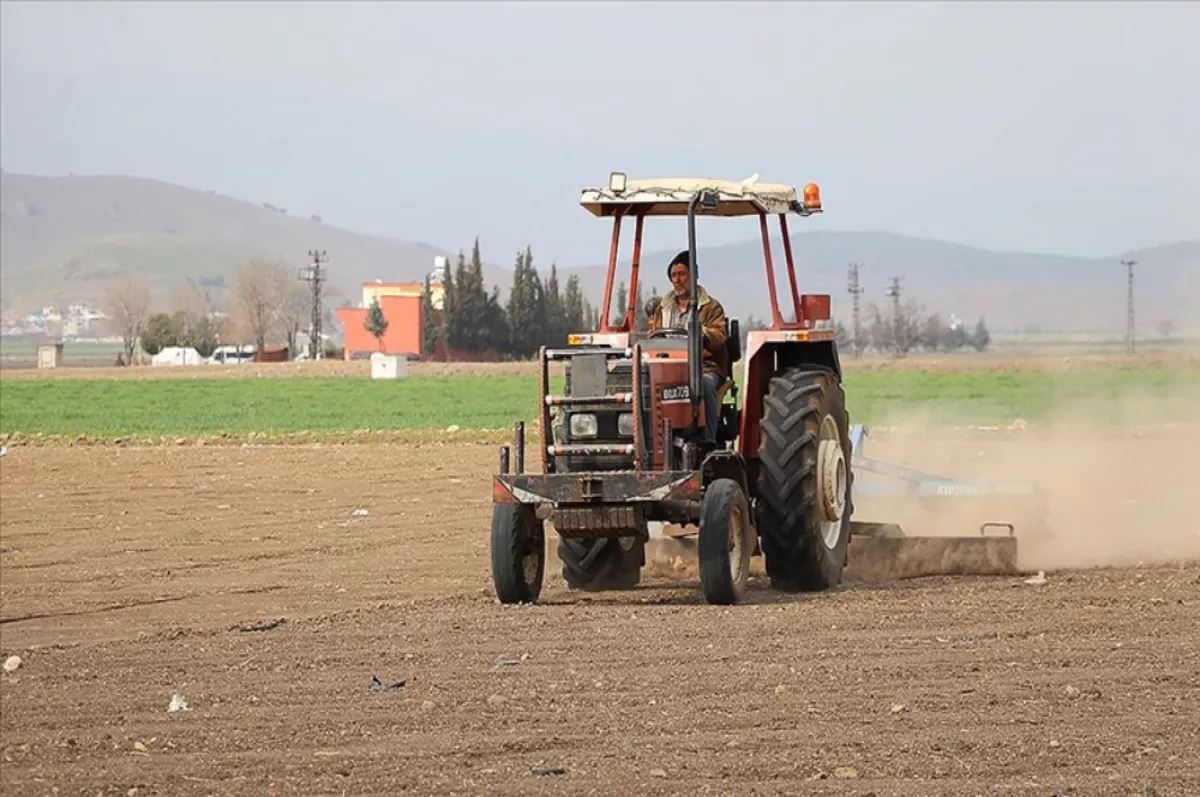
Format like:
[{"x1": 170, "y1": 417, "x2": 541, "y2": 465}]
[
  {"x1": 714, "y1": 316, "x2": 741, "y2": 407},
  {"x1": 715, "y1": 376, "x2": 735, "y2": 405},
  {"x1": 707, "y1": 316, "x2": 741, "y2": 411}
]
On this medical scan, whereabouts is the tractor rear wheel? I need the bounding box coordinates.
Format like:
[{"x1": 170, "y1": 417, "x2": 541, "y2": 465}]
[
  {"x1": 698, "y1": 478, "x2": 754, "y2": 605},
  {"x1": 755, "y1": 366, "x2": 853, "y2": 592},
  {"x1": 490, "y1": 503, "x2": 546, "y2": 604},
  {"x1": 558, "y1": 536, "x2": 644, "y2": 591}
]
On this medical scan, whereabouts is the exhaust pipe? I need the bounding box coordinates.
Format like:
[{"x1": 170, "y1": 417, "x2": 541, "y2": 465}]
[{"x1": 685, "y1": 190, "x2": 718, "y2": 429}]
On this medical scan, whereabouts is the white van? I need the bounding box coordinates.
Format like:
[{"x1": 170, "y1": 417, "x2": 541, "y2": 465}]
[{"x1": 207, "y1": 346, "x2": 255, "y2": 365}]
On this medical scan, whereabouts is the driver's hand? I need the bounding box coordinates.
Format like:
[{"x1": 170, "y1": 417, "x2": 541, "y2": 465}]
[{"x1": 644, "y1": 297, "x2": 661, "y2": 318}]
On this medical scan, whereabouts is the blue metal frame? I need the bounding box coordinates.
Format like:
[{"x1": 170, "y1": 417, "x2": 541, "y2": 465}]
[{"x1": 849, "y1": 424, "x2": 1039, "y2": 501}]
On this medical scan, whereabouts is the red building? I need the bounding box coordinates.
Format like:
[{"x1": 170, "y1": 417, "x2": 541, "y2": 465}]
[{"x1": 336, "y1": 281, "x2": 426, "y2": 358}]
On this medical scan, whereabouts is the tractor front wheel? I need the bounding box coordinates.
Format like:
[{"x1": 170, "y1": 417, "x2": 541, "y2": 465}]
[
  {"x1": 490, "y1": 503, "x2": 546, "y2": 604},
  {"x1": 698, "y1": 478, "x2": 754, "y2": 605},
  {"x1": 755, "y1": 366, "x2": 853, "y2": 592}
]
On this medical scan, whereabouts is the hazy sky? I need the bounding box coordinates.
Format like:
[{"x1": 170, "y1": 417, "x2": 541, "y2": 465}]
[{"x1": 2, "y1": 1, "x2": 1197, "y2": 269}]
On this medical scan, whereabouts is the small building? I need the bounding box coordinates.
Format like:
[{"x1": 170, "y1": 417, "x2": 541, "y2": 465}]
[
  {"x1": 370, "y1": 352, "x2": 408, "y2": 380},
  {"x1": 336, "y1": 280, "x2": 425, "y2": 359},
  {"x1": 37, "y1": 342, "x2": 64, "y2": 368}
]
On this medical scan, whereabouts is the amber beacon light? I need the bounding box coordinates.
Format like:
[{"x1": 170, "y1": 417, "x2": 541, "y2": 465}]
[{"x1": 802, "y1": 182, "x2": 822, "y2": 210}]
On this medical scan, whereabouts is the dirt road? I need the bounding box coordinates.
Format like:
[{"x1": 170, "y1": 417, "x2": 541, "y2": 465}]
[{"x1": 2, "y1": 435, "x2": 1198, "y2": 796}]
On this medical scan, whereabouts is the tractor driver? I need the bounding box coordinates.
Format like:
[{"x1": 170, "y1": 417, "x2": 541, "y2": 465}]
[{"x1": 645, "y1": 250, "x2": 730, "y2": 443}]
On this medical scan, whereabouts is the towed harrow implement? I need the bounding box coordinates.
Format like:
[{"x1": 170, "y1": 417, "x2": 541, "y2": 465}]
[
  {"x1": 648, "y1": 423, "x2": 1049, "y2": 584},
  {"x1": 839, "y1": 425, "x2": 1049, "y2": 582}
]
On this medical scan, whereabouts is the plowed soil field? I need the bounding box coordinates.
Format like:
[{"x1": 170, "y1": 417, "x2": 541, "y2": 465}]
[{"x1": 2, "y1": 426, "x2": 1199, "y2": 796}]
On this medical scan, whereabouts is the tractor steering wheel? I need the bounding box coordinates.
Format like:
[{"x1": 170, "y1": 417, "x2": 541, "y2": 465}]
[{"x1": 646, "y1": 328, "x2": 688, "y2": 340}]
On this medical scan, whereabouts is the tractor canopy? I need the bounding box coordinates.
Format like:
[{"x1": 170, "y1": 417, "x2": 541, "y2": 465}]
[
  {"x1": 579, "y1": 173, "x2": 822, "y2": 218},
  {"x1": 582, "y1": 172, "x2": 829, "y2": 337}
]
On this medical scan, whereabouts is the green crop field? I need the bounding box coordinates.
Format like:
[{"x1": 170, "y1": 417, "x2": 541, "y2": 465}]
[
  {"x1": 2, "y1": 366, "x2": 1196, "y2": 441},
  {"x1": 0, "y1": 375, "x2": 547, "y2": 440}
]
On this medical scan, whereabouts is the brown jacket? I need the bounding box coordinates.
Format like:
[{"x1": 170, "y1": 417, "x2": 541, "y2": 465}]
[{"x1": 647, "y1": 285, "x2": 730, "y2": 379}]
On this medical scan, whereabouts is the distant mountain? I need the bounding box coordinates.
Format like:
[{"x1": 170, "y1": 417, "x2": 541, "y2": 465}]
[
  {"x1": 1, "y1": 171, "x2": 1194, "y2": 334},
  {"x1": 0, "y1": 172, "x2": 467, "y2": 313},
  {"x1": 569, "y1": 233, "x2": 1200, "y2": 334}
]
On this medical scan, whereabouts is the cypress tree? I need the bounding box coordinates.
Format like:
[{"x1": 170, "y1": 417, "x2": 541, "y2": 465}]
[
  {"x1": 485, "y1": 285, "x2": 509, "y2": 355},
  {"x1": 506, "y1": 248, "x2": 534, "y2": 358},
  {"x1": 563, "y1": 274, "x2": 584, "y2": 335},
  {"x1": 364, "y1": 297, "x2": 389, "y2": 351},
  {"x1": 634, "y1": 280, "x2": 649, "y2": 331},
  {"x1": 542, "y1": 263, "x2": 564, "y2": 348},
  {"x1": 421, "y1": 274, "x2": 438, "y2": 356},
  {"x1": 614, "y1": 281, "x2": 628, "y2": 328},
  {"x1": 447, "y1": 251, "x2": 470, "y2": 351},
  {"x1": 467, "y1": 237, "x2": 488, "y2": 351},
  {"x1": 440, "y1": 257, "x2": 458, "y2": 357}
]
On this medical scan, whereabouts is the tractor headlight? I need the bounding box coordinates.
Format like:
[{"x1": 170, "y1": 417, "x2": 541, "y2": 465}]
[
  {"x1": 617, "y1": 412, "x2": 635, "y2": 437},
  {"x1": 569, "y1": 413, "x2": 598, "y2": 438}
]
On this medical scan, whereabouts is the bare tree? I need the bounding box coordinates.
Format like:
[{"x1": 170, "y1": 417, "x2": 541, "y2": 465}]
[
  {"x1": 171, "y1": 280, "x2": 222, "y2": 358},
  {"x1": 921, "y1": 312, "x2": 947, "y2": 352},
  {"x1": 172, "y1": 280, "x2": 210, "y2": 330},
  {"x1": 866, "y1": 299, "x2": 926, "y2": 357},
  {"x1": 279, "y1": 282, "x2": 310, "y2": 358},
  {"x1": 102, "y1": 276, "x2": 153, "y2": 362},
  {"x1": 216, "y1": 312, "x2": 241, "y2": 348},
  {"x1": 866, "y1": 303, "x2": 890, "y2": 353},
  {"x1": 231, "y1": 259, "x2": 290, "y2": 352},
  {"x1": 893, "y1": 298, "x2": 927, "y2": 356}
]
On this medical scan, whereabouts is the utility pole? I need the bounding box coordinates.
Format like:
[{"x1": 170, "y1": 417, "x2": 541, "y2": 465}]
[
  {"x1": 1121, "y1": 259, "x2": 1136, "y2": 355},
  {"x1": 847, "y1": 262, "x2": 864, "y2": 359},
  {"x1": 885, "y1": 276, "x2": 902, "y2": 354},
  {"x1": 299, "y1": 249, "x2": 328, "y2": 360}
]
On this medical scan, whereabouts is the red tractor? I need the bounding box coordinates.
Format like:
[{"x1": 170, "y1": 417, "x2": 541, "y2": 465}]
[{"x1": 490, "y1": 172, "x2": 867, "y2": 605}]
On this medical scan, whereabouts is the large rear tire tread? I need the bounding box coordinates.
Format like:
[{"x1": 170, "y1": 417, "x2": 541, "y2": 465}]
[
  {"x1": 755, "y1": 366, "x2": 853, "y2": 592},
  {"x1": 698, "y1": 477, "x2": 753, "y2": 605},
  {"x1": 490, "y1": 503, "x2": 546, "y2": 604},
  {"x1": 558, "y1": 536, "x2": 644, "y2": 591}
]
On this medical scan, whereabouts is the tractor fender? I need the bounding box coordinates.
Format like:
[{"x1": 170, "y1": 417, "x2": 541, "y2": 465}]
[{"x1": 737, "y1": 333, "x2": 843, "y2": 463}]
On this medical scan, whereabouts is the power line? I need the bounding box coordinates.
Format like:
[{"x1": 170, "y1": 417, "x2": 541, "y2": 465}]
[
  {"x1": 847, "y1": 262, "x2": 864, "y2": 359},
  {"x1": 1121, "y1": 258, "x2": 1136, "y2": 355},
  {"x1": 299, "y1": 249, "x2": 328, "y2": 360}
]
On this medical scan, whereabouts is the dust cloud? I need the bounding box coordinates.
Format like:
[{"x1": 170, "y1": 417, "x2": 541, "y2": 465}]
[{"x1": 851, "y1": 383, "x2": 1200, "y2": 573}]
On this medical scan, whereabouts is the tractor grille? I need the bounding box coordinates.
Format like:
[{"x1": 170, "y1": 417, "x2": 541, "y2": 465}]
[{"x1": 557, "y1": 360, "x2": 654, "y2": 472}]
